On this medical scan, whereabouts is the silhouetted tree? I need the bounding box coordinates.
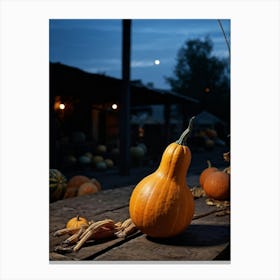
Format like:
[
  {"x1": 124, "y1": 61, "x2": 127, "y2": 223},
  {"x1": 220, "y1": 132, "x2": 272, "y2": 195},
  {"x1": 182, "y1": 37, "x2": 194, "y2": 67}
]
[{"x1": 166, "y1": 37, "x2": 230, "y2": 123}]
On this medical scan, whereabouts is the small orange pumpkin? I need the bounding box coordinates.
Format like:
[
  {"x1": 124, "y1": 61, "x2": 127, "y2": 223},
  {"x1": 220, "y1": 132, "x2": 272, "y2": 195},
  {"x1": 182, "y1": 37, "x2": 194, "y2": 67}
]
[
  {"x1": 63, "y1": 187, "x2": 77, "y2": 199},
  {"x1": 129, "y1": 117, "x2": 195, "y2": 238},
  {"x1": 77, "y1": 182, "x2": 99, "y2": 196},
  {"x1": 203, "y1": 170, "x2": 230, "y2": 200},
  {"x1": 66, "y1": 215, "x2": 89, "y2": 232},
  {"x1": 91, "y1": 178, "x2": 102, "y2": 191},
  {"x1": 64, "y1": 175, "x2": 91, "y2": 198},
  {"x1": 199, "y1": 160, "x2": 218, "y2": 188}
]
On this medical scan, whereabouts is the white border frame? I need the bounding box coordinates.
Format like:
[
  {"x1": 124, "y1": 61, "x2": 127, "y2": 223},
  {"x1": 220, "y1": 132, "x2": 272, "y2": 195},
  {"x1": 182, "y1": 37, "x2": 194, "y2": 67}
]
[{"x1": 1, "y1": 0, "x2": 279, "y2": 279}]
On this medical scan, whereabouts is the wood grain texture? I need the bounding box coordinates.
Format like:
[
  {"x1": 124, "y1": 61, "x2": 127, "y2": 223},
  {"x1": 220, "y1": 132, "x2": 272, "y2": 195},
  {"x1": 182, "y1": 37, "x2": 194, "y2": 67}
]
[{"x1": 49, "y1": 181, "x2": 230, "y2": 261}]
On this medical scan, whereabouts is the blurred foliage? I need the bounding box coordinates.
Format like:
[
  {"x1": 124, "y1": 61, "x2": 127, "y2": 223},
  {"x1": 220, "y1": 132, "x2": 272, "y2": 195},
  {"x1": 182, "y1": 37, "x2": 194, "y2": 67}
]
[{"x1": 165, "y1": 37, "x2": 230, "y2": 123}]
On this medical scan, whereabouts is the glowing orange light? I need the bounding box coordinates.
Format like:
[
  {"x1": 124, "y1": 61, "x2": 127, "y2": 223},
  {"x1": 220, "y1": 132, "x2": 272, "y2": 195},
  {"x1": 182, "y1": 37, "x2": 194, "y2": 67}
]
[
  {"x1": 139, "y1": 127, "x2": 144, "y2": 137},
  {"x1": 59, "y1": 103, "x2": 65, "y2": 110}
]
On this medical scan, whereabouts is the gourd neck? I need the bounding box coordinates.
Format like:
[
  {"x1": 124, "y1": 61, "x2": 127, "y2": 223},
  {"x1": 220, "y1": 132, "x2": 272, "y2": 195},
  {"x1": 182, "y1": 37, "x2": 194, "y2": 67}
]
[
  {"x1": 156, "y1": 116, "x2": 195, "y2": 183},
  {"x1": 157, "y1": 143, "x2": 191, "y2": 183},
  {"x1": 176, "y1": 116, "x2": 195, "y2": 146}
]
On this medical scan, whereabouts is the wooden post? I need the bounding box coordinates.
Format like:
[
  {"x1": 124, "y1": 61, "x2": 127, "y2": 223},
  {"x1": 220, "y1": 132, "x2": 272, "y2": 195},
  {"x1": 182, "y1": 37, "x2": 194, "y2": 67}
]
[
  {"x1": 49, "y1": 94, "x2": 57, "y2": 168},
  {"x1": 120, "y1": 19, "x2": 131, "y2": 175},
  {"x1": 164, "y1": 103, "x2": 171, "y2": 146}
]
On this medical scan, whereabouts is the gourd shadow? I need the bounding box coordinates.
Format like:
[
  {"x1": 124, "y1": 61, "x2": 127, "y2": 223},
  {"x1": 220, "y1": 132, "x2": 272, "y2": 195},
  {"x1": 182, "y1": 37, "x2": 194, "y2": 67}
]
[{"x1": 146, "y1": 224, "x2": 230, "y2": 247}]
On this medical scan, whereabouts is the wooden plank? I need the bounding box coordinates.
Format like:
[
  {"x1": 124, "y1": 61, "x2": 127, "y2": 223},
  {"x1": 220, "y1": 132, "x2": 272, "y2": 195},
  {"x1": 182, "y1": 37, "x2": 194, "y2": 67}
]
[
  {"x1": 191, "y1": 197, "x2": 230, "y2": 225},
  {"x1": 94, "y1": 197, "x2": 230, "y2": 261},
  {"x1": 94, "y1": 225, "x2": 229, "y2": 261},
  {"x1": 50, "y1": 184, "x2": 230, "y2": 261}
]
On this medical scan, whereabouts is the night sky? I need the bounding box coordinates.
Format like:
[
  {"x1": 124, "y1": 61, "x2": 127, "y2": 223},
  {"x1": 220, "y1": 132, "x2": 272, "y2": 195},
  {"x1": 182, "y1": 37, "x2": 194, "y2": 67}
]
[{"x1": 49, "y1": 19, "x2": 230, "y2": 89}]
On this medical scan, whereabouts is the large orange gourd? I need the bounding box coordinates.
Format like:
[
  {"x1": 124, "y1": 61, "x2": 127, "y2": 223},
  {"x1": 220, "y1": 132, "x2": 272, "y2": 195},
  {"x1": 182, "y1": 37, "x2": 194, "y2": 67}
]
[{"x1": 129, "y1": 117, "x2": 195, "y2": 238}]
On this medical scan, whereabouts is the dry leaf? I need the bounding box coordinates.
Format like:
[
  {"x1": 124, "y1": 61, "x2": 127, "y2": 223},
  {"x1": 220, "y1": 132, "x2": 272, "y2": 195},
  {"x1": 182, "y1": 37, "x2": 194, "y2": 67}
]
[
  {"x1": 206, "y1": 199, "x2": 215, "y2": 206},
  {"x1": 205, "y1": 198, "x2": 230, "y2": 208},
  {"x1": 54, "y1": 244, "x2": 74, "y2": 253},
  {"x1": 191, "y1": 186, "x2": 205, "y2": 198},
  {"x1": 215, "y1": 209, "x2": 230, "y2": 216},
  {"x1": 224, "y1": 166, "x2": 231, "y2": 174},
  {"x1": 223, "y1": 152, "x2": 230, "y2": 162}
]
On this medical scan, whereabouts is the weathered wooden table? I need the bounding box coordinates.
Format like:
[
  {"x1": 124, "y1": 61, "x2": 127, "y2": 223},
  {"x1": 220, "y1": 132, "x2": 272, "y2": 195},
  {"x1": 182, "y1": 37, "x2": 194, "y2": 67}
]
[{"x1": 50, "y1": 183, "x2": 230, "y2": 262}]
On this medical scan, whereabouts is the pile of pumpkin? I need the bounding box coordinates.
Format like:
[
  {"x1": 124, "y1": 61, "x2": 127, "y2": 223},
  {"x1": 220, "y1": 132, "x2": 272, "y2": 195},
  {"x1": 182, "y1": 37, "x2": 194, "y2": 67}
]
[
  {"x1": 63, "y1": 144, "x2": 115, "y2": 171},
  {"x1": 193, "y1": 127, "x2": 226, "y2": 150},
  {"x1": 50, "y1": 171, "x2": 102, "y2": 203},
  {"x1": 62, "y1": 142, "x2": 148, "y2": 170},
  {"x1": 193, "y1": 156, "x2": 230, "y2": 201}
]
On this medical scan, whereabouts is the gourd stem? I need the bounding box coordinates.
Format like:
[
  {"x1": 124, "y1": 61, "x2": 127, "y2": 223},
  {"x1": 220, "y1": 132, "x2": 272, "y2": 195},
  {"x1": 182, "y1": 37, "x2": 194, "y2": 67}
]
[
  {"x1": 176, "y1": 116, "x2": 195, "y2": 145},
  {"x1": 76, "y1": 215, "x2": 80, "y2": 221},
  {"x1": 207, "y1": 160, "x2": 212, "y2": 168}
]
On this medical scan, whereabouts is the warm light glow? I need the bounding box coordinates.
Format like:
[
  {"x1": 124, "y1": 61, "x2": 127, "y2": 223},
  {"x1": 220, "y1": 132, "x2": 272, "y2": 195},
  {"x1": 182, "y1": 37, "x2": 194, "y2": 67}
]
[
  {"x1": 112, "y1": 104, "x2": 118, "y2": 110},
  {"x1": 154, "y1": 59, "x2": 160, "y2": 65},
  {"x1": 138, "y1": 127, "x2": 144, "y2": 137},
  {"x1": 59, "y1": 103, "x2": 65, "y2": 110}
]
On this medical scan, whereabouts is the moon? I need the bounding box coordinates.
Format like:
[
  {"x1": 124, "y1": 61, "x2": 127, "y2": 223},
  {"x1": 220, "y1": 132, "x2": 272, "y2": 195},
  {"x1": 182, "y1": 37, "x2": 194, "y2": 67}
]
[{"x1": 154, "y1": 59, "x2": 160, "y2": 65}]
